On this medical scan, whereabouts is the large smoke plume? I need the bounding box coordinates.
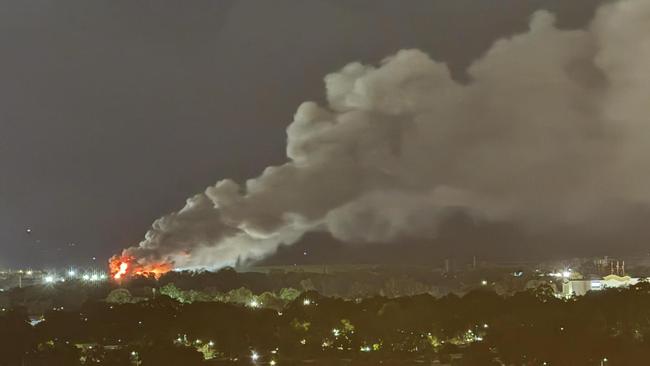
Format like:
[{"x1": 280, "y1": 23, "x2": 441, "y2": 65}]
[{"x1": 118, "y1": 0, "x2": 650, "y2": 270}]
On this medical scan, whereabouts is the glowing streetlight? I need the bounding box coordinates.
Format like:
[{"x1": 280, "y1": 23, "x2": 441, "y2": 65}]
[
  {"x1": 44, "y1": 276, "x2": 54, "y2": 284},
  {"x1": 251, "y1": 351, "x2": 259, "y2": 361}
]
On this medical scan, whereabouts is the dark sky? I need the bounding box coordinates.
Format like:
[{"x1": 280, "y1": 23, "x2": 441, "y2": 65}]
[{"x1": 0, "y1": 0, "x2": 604, "y2": 268}]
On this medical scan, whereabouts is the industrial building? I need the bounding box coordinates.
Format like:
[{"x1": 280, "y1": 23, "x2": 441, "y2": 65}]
[{"x1": 561, "y1": 274, "x2": 644, "y2": 297}]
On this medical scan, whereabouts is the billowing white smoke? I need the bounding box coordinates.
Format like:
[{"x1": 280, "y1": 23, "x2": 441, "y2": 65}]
[{"x1": 122, "y1": 0, "x2": 650, "y2": 269}]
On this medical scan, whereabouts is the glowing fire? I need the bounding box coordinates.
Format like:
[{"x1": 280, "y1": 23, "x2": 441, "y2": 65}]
[
  {"x1": 109, "y1": 255, "x2": 171, "y2": 280},
  {"x1": 114, "y1": 262, "x2": 128, "y2": 280}
]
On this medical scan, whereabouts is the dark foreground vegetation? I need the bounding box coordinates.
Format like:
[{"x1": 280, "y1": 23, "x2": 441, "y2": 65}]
[{"x1": 2, "y1": 280, "x2": 650, "y2": 366}]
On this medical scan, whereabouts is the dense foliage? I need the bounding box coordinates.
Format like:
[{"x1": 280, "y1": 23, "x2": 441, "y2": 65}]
[{"x1": 2, "y1": 282, "x2": 650, "y2": 365}]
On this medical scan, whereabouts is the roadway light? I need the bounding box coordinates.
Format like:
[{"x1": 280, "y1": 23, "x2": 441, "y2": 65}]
[{"x1": 251, "y1": 351, "x2": 259, "y2": 361}]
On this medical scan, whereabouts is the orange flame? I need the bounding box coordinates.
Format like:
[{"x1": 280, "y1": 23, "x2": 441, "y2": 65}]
[
  {"x1": 114, "y1": 262, "x2": 128, "y2": 280},
  {"x1": 109, "y1": 255, "x2": 171, "y2": 280}
]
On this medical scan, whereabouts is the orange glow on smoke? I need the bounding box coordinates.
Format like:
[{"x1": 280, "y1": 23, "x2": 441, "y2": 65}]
[{"x1": 109, "y1": 255, "x2": 171, "y2": 280}]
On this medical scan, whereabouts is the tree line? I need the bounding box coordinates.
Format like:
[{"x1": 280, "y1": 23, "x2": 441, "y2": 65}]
[{"x1": 2, "y1": 281, "x2": 650, "y2": 365}]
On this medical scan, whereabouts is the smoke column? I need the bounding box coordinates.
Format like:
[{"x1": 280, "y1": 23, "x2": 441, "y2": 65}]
[{"x1": 116, "y1": 0, "x2": 650, "y2": 271}]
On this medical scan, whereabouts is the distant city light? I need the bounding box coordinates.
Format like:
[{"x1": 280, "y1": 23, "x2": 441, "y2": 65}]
[
  {"x1": 249, "y1": 300, "x2": 260, "y2": 308},
  {"x1": 481, "y1": 280, "x2": 488, "y2": 286},
  {"x1": 332, "y1": 328, "x2": 341, "y2": 337},
  {"x1": 44, "y1": 276, "x2": 54, "y2": 283},
  {"x1": 251, "y1": 351, "x2": 259, "y2": 361},
  {"x1": 82, "y1": 274, "x2": 90, "y2": 281},
  {"x1": 270, "y1": 360, "x2": 276, "y2": 366},
  {"x1": 68, "y1": 270, "x2": 76, "y2": 277},
  {"x1": 303, "y1": 299, "x2": 311, "y2": 306}
]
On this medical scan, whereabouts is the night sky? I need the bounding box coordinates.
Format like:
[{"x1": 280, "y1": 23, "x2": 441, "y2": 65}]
[{"x1": 0, "y1": 0, "x2": 606, "y2": 268}]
